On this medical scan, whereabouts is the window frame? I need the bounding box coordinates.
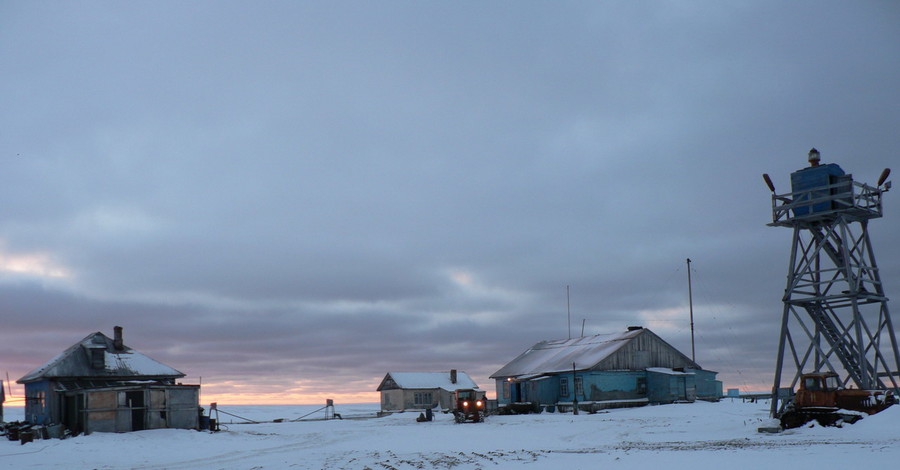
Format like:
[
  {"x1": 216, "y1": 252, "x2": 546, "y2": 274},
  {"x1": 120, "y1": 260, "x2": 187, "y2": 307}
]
[{"x1": 413, "y1": 391, "x2": 433, "y2": 406}]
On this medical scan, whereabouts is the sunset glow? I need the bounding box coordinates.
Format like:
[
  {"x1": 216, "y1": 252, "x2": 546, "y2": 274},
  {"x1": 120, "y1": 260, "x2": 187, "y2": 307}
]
[
  {"x1": 192, "y1": 379, "x2": 383, "y2": 406},
  {"x1": 0, "y1": 248, "x2": 70, "y2": 278}
]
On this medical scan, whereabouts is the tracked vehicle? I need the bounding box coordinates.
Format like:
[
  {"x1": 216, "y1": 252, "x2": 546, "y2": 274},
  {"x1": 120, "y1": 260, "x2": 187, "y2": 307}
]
[
  {"x1": 779, "y1": 372, "x2": 895, "y2": 429},
  {"x1": 452, "y1": 389, "x2": 486, "y2": 423}
]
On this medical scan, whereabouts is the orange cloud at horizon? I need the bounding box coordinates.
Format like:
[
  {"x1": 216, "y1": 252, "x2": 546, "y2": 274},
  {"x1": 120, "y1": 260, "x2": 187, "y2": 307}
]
[
  {"x1": 188, "y1": 377, "x2": 384, "y2": 406},
  {"x1": 198, "y1": 389, "x2": 381, "y2": 406}
]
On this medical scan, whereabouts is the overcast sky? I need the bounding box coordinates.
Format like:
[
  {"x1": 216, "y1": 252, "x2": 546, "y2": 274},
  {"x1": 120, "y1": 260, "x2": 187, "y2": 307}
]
[{"x1": 2, "y1": 1, "x2": 898, "y2": 404}]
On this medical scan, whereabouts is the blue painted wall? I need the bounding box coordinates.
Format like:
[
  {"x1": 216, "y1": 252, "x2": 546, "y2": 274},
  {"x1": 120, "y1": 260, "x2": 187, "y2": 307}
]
[
  {"x1": 23, "y1": 381, "x2": 55, "y2": 425},
  {"x1": 689, "y1": 369, "x2": 723, "y2": 399},
  {"x1": 498, "y1": 369, "x2": 721, "y2": 406},
  {"x1": 498, "y1": 370, "x2": 649, "y2": 405}
]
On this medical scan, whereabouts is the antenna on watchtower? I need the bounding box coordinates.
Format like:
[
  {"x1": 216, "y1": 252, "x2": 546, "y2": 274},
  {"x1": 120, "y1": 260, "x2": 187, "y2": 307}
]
[{"x1": 765, "y1": 148, "x2": 900, "y2": 419}]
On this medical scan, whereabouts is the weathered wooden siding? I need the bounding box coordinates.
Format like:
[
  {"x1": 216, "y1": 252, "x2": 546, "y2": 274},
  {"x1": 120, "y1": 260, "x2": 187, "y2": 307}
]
[
  {"x1": 85, "y1": 390, "x2": 118, "y2": 433},
  {"x1": 595, "y1": 330, "x2": 697, "y2": 371},
  {"x1": 166, "y1": 387, "x2": 200, "y2": 429},
  {"x1": 71, "y1": 385, "x2": 200, "y2": 434},
  {"x1": 23, "y1": 380, "x2": 56, "y2": 425}
]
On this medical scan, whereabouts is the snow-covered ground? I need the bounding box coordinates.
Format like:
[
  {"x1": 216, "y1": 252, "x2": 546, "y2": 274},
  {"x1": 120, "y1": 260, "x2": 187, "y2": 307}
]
[{"x1": 2, "y1": 399, "x2": 898, "y2": 469}]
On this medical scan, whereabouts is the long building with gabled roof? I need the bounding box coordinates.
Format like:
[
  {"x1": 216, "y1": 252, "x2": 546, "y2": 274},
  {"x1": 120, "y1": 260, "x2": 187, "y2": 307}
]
[{"x1": 491, "y1": 327, "x2": 721, "y2": 412}]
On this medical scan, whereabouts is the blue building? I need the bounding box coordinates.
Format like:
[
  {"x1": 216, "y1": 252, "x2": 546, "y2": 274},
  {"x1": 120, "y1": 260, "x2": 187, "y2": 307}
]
[{"x1": 491, "y1": 327, "x2": 722, "y2": 412}]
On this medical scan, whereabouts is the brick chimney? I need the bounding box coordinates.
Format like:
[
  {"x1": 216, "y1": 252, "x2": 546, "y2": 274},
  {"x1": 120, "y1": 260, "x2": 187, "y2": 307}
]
[
  {"x1": 450, "y1": 369, "x2": 457, "y2": 384},
  {"x1": 114, "y1": 326, "x2": 124, "y2": 351}
]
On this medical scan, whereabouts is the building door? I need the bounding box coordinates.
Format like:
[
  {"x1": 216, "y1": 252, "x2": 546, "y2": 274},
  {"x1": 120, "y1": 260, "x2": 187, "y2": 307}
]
[
  {"x1": 63, "y1": 394, "x2": 84, "y2": 435},
  {"x1": 126, "y1": 391, "x2": 146, "y2": 431}
]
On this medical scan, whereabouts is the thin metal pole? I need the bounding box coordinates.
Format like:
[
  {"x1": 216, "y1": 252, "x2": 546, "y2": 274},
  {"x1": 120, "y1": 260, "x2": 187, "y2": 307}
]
[
  {"x1": 572, "y1": 362, "x2": 578, "y2": 415},
  {"x1": 687, "y1": 258, "x2": 695, "y2": 363},
  {"x1": 567, "y1": 285, "x2": 571, "y2": 340}
]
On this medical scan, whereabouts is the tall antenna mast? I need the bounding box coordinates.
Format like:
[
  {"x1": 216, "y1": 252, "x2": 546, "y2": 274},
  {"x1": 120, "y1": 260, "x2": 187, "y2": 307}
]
[
  {"x1": 687, "y1": 258, "x2": 695, "y2": 362},
  {"x1": 567, "y1": 285, "x2": 571, "y2": 340}
]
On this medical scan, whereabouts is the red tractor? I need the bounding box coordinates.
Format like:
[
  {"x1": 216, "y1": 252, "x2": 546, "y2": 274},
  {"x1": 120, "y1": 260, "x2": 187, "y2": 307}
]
[
  {"x1": 779, "y1": 372, "x2": 896, "y2": 429},
  {"x1": 453, "y1": 389, "x2": 486, "y2": 423}
]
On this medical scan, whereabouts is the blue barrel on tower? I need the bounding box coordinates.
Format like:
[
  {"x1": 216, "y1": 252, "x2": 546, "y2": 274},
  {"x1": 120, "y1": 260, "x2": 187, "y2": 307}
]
[{"x1": 789, "y1": 148, "x2": 852, "y2": 217}]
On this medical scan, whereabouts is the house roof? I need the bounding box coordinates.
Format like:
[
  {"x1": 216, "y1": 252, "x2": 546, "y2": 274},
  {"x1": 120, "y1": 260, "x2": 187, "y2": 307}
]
[
  {"x1": 491, "y1": 328, "x2": 684, "y2": 379},
  {"x1": 646, "y1": 367, "x2": 693, "y2": 376},
  {"x1": 376, "y1": 371, "x2": 480, "y2": 392},
  {"x1": 18, "y1": 331, "x2": 185, "y2": 384}
]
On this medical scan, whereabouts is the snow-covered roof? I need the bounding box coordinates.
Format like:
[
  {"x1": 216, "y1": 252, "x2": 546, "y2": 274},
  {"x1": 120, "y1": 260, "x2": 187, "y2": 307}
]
[
  {"x1": 18, "y1": 331, "x2": 185, "y2": 383},
  {"x1": 377, "y1": 371, "x2": 479, "y2": 392},
  {"x1": 647, "y1": 367, "x2": 693, "y2": 376},
  {"x1": 490, "y1": 329, "x2": 645, "y2": 378}
]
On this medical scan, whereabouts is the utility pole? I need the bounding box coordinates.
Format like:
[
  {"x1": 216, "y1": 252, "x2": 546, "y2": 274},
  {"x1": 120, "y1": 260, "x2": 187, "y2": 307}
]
[
  {"x1": 567, "y1": 285, "x2": 571, "y2": 340},
  {"x1": 572, "y1": 362, "x2": 578, "y2": 415},
  {"x1": 687, "y1": 258, "x2": 695, "y2": 363}
]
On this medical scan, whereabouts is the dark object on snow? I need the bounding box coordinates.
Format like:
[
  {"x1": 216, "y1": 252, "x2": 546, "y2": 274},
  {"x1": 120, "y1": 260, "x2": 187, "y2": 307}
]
[{"x1": 415, "y1": 408, "x2": 435, "y2": 422}]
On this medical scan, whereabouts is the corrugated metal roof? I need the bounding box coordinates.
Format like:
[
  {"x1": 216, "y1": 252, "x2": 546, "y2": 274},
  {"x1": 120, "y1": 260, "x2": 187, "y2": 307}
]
[
  {"x1": 377, "y1": 371, "x2": 479, "y2": 391},
  {"x1": 18, "y1": 331, "x2": 185, "y2": 384},
  {"x1": 490, "y1": 329, "x2": 645, "y2": 378}
]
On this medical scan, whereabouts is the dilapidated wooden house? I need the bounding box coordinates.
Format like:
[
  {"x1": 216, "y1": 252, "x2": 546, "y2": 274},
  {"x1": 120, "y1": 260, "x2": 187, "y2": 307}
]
[
  {"x1": 491, "y1": 327, "x2": 722, "y2": 411},
  {"x1": 17, "y1": 327, "x2": 199, "y2": 434},
  {"x1": 377, "y1": 370, "x2": 480, "y2": 412}
]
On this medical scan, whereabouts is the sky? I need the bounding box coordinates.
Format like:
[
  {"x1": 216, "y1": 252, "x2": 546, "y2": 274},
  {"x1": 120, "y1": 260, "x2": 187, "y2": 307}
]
[{"x1": 1, "y1": 1, "x2": 899, "y2": 405}]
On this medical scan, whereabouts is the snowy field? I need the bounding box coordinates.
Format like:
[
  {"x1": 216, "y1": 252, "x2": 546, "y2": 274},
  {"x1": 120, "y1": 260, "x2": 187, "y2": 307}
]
[{"x1": 2, "y1": 399, "x2": 899, "y2": 469}]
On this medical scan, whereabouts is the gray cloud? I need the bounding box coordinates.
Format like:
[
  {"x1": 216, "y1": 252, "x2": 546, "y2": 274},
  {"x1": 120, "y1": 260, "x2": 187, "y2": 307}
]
[{"x1": 1, "y1": 1, "x2": 899, "y2": 401}]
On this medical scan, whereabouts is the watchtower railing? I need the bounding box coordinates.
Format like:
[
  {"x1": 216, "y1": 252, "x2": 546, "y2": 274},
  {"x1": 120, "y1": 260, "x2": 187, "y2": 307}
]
[{"x1": 770, "y1": 180, "x2": 883, "y2": 226}]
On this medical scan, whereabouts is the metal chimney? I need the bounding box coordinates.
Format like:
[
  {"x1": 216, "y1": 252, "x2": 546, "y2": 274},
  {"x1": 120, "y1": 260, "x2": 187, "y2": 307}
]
[{"x1": 450, "y1": 369, "x2": 457, "y2": 384}]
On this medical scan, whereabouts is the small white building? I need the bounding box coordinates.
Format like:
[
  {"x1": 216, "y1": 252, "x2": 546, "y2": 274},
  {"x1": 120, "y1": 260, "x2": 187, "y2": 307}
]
[{"x1": 377, "y1": 370, "x2": 480, "y2": 412}]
